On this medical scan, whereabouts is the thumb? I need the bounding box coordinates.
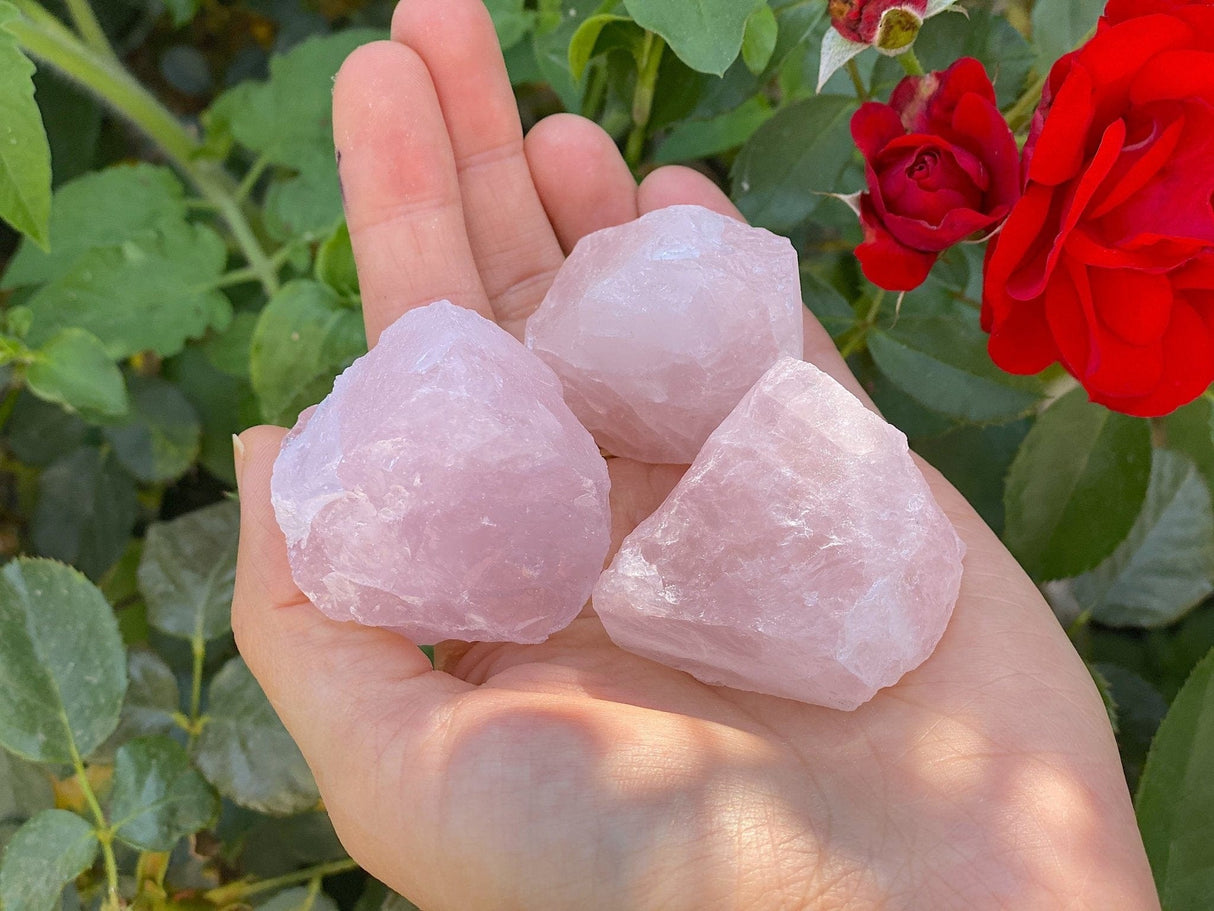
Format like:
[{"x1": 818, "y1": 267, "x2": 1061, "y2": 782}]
[{"x1": 230, "y1": 425, "x2": 470, "y2": 883}]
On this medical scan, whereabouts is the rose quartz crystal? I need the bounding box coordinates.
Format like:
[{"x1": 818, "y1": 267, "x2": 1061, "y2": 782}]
[
  {"x1": 525, "y1": 205, "x2": 804, "y2": 465},
  {"x1": 270, "y1": 300, "x2": 611, "y2": 645},
  {"x1": 593, "y1": 358, "x2": 965, "y2": 710}
]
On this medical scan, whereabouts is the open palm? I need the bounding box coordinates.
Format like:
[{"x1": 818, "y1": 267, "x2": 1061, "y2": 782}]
[{"x1": 231, "y1": 2, "x2": 1158, "y2": 908}]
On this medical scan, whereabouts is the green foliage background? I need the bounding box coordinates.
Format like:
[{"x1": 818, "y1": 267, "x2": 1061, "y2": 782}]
[{"x1": 0, "y1": 0, "x2": 1210, "y2": 909}]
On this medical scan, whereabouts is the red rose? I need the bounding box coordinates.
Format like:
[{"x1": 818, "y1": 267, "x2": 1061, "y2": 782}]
[
  {"x1": 829, "y1": 0, "x2": 927, "y2": 45},
  {"x1": 850, "y1": 57, "x2": 1021, "y2": 291},
  {"x1": 982, "y1": 0, "x2": 1214, "y2": 416}
]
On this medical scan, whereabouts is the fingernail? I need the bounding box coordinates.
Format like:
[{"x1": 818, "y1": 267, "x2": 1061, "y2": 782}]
[{"x1": 232, "y1": 434, "x2": 246, "y2": 488}]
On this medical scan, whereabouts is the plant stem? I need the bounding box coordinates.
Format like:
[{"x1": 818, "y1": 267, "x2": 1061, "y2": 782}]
[
  {"x1": 1004, "y1": 72, "x2": 1045, "y2": 134},
  {"x1": 7, "y1": 3, "x2": 280, "y2": 296},
  {"x1": 897, "y1": 48, "x2": 924, "y2": 76},
  {"x1": 837, "y1": 289, "x2": 886, "y2": 359},
  {"x1": 624, "y1": 32, "x2": 665, "y2": 170},
  {"x1": 186, "y1": 634, "x2": 206, "y2": 750},
  {"x1": 69, "y1": 740, "x2": 121, "y2": 910},
  {"x1": 845, "y1": 59, "x2": 870, "y2": 102},
  {"x1": 204, "y1": 859, "x2": 360, "y2": 905},
  {"x1": 235, "y1": 151, "x2": 273, "y2": 205},
  {"x1": 62, "y1": 0, "x2": 117, "y2": 63}
]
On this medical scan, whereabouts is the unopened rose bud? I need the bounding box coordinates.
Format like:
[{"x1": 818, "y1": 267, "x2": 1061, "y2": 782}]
[{"x1": 829, "y1": 0, "x2": 927, "y2": 47}]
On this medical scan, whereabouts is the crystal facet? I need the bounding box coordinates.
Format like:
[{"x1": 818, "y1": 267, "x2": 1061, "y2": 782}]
[
  {"x1": 271, "y1": 300, "x2": 611, "y2": 645},
  {"x1": 593, "y1": 357, "x2": 965, "y2": 710},
  {"x1": 525, "y1": 204, "x2": 804, "y2": 465}
]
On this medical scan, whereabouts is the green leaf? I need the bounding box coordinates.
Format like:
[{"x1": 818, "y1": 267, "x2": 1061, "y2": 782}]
[
  {"x1": 3, "y1": 393, "x2": 87, "y2": 468},
  {"x1": 801, "y1": 271, "x2": 854, "y2": 340},
  {"x1": 623, "y1": 0, "x2": 763, "y2": 75},
  {"x1": 0, "y1": 751, "x2": 53, "y2": 852},
  {"x1": 1097, "y1": 663, "x2": 1167, "y2": 792},
  {"x1": 0, "y1": 6, "x2": 51, "y2": 249},
  {"x1": 93, "y1": 649, "x2": 181, "y2": 761},
  {"x1": 258, "y1": 887, "x2": 339, "y2": 911},
  {"x1": 1073, "y1": 452, "x2": 1214, "y2": 628},
  {"x1": 15, "y1": 222, "x2": 232, "y2": 358},
  {"x1": 165, "y1": 346, "x2": 257, "y2": 486},
  {"x1": 32, "y1": 445, "x2": 138, "y2": 580},
  {"x1": 653, "y1": 95, "x2": 772, "y2": 164},
  {"x1": 912, "y1": 419, "x2": 1031, "y2": 537},
  {"x1": 0, "y1": 558, "x2": 126, "y2": 762},
  {"x1": 102, "y1": 375, "x2": 201, "y2": 484},
  {"x1": 194, "y1": 658, "x2": 319, "y2": 815},
  {"x1": 314, "y1": 221, "x2": 359, "y2": 301},
  {"x1": 531, "y1": 1, "x2": 596, "y2": 110},
  {"x1": 163, "y1": 0, "x2": 200, "y2": 27},
  {"x1": 3, "y1": 164, "x2": 186, "y2": 289},
  {"x1": 208, "y1": 30, "x2": 382, "y2": 240},
  {"x1": 138, "y1": 500, "x2": 239, "y2": 643},
  {"x1": 25, "y1": 329, "x2": 128, "y2": 419},
  {"x1": 250, "y1": 280, "x2": 366, "y2": 427},
  {"x1": 1165, "y1": 397, "x2": 1214, "y2": 504},
  {"x1": 109, "y1": 736, "x2": 216, "y2": 851},
  {"x1": 1030, "y1": 0, "x2": 1103, "y2": 72},
  {"x1": 741, "y1": 4, "x2": 778, "y2": 75},
  {"x1": 1003, "y1": 389, "x2": 1152, "y2": 581},
  {"x1": 237, "y1": 812, "x2": 345, "y2": 879},
  {"x1": 568, "y1": 14, "x2": 636, "y2": 80},
  {"x1": 867, "y1": 278, "x2": 1043, "y2": 424},
  {"x1": 484, "y1": 0, "x2": 534, "y2": 51},
  {"x1": 1136, "y1": 646, "x2": 1214, "y2": 909},
  {"x1": 0, "y1": 810, "x2": 98, "y2": 911},
  {"x1": 731, "y1": 94, "x2": 860, "y2": 231},
  {"x1": 202, "y1": 311, "x2": 257, "y2": 380},
  {"x1": 380, "y1": 892, "x2": 423, "y2": 911}
]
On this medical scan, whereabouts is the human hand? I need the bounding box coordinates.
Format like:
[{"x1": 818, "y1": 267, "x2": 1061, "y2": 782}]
[{"x1": 231, "y1": 1, "x2": 1160, "y2": 908}]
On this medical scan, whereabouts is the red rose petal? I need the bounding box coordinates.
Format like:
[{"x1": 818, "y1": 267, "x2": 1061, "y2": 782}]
[
  {"x1": 951, "y1": 93, "x2": 1021, "y2": 208},
  {"x1": 852, "y1": 103, "x2": 908, "y2": 160},
  {"x1": 855, "y1": 195, "x2": 938, "y2": 291},
  {"x1": 1044, "y1": 264, "x2": 1094, "y2": 379},
  {"x1": 1087, "y1": 105, "x2": 1184, "y2": 219},
  {"x1": 985, "y1": 294, "x2": 1060, "y2": 375},
  {"x1": 1090, "y1": 299, "x2": 1214, "y2": 416},
  {"x1": 1067, "y1": 260, "x2": 1165, "y2": 398},
  {"x1": 1027, "y1": 64, "x2": 1095, "y2": 186},
  {"x1": 1089, "y1": 267, "x2": 1173, "y2": 345},
  {"x1": 1012, "y1": 118, "x2": 1128, "y2": 300},
  {"x1": 1130, "y1": 50, "x2": 1214, "y2": 105},
  {"x1": 984, "y1": 185, "x2": 1059, "y2": 316}
]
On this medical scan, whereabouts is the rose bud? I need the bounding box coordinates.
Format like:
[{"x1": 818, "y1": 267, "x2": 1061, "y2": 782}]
[
  {"x1": 849, "y1": 57, "x2": 1020, "y2": 292},
  {"x1": 982, "y1": 0, "x2": 1214, "y2": 416},
  {"x1": 829, "y1": 0, "x2": 927, "y2": 52}
]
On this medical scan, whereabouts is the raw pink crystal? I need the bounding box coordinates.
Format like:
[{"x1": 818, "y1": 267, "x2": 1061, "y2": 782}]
[
  {"x1": 525, "y1": 205, "x2": 804, "y2": 465},
  {"x1": 270, "y1": 300, "x2": 611, "y2": 645},
  {"x1": 593, "y1": 357, "x2": 965, "y2": 710}
]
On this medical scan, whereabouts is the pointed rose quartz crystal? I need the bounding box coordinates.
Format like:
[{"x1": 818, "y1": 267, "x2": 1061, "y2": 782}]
[
  {"x1": 270, "y1": 301, "x2": 611, "y2": 645},
  {"x1": 593, "y1": 357, "x2": 965, "y2": 710},
  {"x1": 525, "y1": 204, "x2": 804, "y2": 465}
]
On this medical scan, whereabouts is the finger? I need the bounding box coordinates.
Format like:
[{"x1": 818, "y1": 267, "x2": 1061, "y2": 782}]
[
  {"x1": 638, "y1": 166, "x2": 877, "y2": 410},
  {"x1": 392, "y1": 0, "x2": 565, "y2": 337},
  {"x1": 525, "y1": 114, "x2": 640, "y2": 254},
  {"x1": 333, "y1": 41, "x2": 493, "y2": 345},
  {"x1": 230, "y1": 426, "x2": 471, "y2": 882}
]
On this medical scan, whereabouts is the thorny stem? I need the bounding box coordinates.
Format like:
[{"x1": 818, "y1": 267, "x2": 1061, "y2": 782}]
[
  {"x1": 7, "y1": 2, "x2": 281, "y2": 296},
  {"x1": 624, "y1": 32, "x2": 665, "y2": 170}
]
